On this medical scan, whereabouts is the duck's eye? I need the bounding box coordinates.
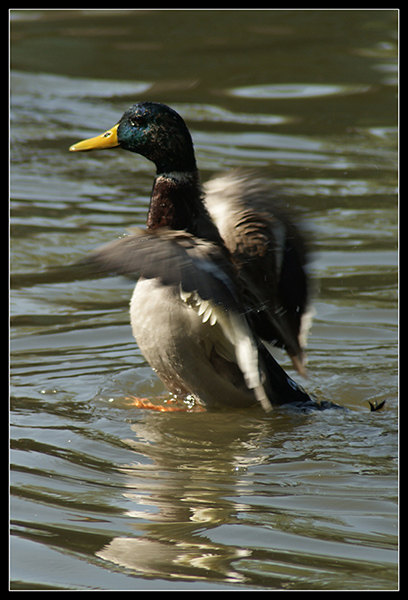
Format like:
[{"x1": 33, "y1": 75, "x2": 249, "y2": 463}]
[{"x1": 129, "y1": 116, "x2": 145, "y2": 128}]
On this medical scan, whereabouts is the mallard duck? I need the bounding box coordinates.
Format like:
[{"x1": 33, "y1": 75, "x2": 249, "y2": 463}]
[{"x1": 70, "y1": 101, "x2": 314, "y2": 412}]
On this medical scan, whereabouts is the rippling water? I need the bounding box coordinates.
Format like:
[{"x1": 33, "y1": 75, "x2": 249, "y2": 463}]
[{"x1": 10, "y1": 9, "x2": 398, "y2": 590}]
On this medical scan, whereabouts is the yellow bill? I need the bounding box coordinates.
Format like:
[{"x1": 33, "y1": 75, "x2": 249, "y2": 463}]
[{"x1": 69, "y1": 123, "x2": 120, "y2": 152}]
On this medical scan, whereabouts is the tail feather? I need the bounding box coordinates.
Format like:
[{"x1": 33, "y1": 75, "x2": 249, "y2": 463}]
[{"x1": 259, "y1": 345, "x2": 313, "y2": 406}]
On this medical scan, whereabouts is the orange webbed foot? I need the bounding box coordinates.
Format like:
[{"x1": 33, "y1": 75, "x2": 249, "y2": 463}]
[{"x1": 125, "y1": 396, "x2": 206, "y2": 412}]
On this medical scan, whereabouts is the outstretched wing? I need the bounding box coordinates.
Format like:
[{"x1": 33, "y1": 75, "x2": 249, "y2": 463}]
[
  {"x1": 205, "y1": 170, "x2": 311, "y2": 375},
  {"x1": 82, "y1": 227, "x2": 243, "y2": 312}
]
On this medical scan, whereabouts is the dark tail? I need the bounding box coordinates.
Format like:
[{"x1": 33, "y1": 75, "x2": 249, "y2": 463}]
[{"x1": 259, "y1": 345, "x2": 342, "y2": 410}]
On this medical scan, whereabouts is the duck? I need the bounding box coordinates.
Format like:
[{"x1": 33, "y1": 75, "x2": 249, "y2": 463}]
[{"x1": 69, "y1": 101, "x2": 315, "y2": 413}]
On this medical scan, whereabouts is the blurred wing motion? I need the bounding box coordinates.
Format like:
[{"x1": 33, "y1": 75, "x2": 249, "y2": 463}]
[{"x1": 205, "y1": 170, "x2": 311, "y2": 375}]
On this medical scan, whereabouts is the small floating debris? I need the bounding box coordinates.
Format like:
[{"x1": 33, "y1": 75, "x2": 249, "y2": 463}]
[{"x1": 368, "y1": 399, "x2": 387, "y2": 412}]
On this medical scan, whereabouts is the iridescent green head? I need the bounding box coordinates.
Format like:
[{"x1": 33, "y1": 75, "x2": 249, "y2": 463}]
[{"x1": 70, "y1": 101, "x2": 197, "y2": 174}]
